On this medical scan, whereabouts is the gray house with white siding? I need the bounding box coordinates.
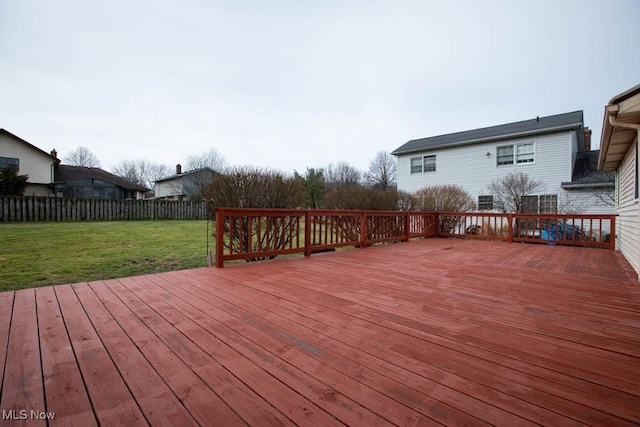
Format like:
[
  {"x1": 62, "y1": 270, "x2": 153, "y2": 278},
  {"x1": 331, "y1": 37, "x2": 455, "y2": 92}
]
[
  {"x1": 392, "y1": 111, "x2": 613, "y2": 215},
  {"x1": 598, "y1": 83, "x2": 640, "y2": 280}
]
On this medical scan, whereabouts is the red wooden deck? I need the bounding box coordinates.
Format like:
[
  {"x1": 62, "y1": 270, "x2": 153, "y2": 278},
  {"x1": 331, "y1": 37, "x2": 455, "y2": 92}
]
[{"x1": 1, "y1": 239, "x2": 639, "y2": 426}]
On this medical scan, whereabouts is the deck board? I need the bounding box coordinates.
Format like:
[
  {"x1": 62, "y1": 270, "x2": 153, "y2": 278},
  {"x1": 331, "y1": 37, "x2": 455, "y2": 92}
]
[
  {"x1": 0, "y1": 290, "x2": 46, "y2": 427},
  {"x1": 35, "y1": 287, "x2": 96, "y2": 427},
  {"x1": 1, "y1": 239, "x2": 640, "y2": 426}
]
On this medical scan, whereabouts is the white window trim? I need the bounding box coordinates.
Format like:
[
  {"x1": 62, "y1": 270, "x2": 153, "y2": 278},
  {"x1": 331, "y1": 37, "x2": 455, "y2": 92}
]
[
  {"x1": 423, "y1": 155, "x2": 436, "y2": 173},
  {"x1": 496, "y1": 142, "x2": 536, "y2": 167},
  {"x1": 409, "y1": 155, "x2": 437, "y2": 174}
]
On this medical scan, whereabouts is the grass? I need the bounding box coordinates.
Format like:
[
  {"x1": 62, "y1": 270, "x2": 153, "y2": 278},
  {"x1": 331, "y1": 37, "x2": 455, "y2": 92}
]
[{"x1": 0, "y1": 220, "x2": 211, "y2": 292}]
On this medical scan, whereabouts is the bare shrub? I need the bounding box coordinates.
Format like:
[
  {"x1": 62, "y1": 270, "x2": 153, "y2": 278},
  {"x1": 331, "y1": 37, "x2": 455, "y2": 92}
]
[
  {"x1": 413, "y1": 184, "x2": 475, "y2": 212},
  {"x1": 396, "y1": 190, "x2": 417, "y2": 211},
  {"x1": 323, "y1": 187, "x2": 409, "y2": 244},
  {"x1": 324, "y1": 186, "x2": 399, "y2": 211},
  {"x1": 204, "y1": 166, "x2": 304, "y2": 261},
  {"x1": 413, "y1": 185, "x2": 474, "y2": 233}
]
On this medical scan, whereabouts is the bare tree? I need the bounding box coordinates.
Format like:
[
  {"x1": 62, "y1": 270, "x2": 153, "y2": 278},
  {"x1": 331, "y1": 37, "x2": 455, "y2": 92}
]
[
  {"x1": 488, "y1": 172, "x2": 544, "y2": 213},
  {"x1": 184, "y1": 148, "x2": 226, "y2": 172},
  {"x1": 112, "y1": 160, "x2": 171, "y2": 189},
  {"x1": 64, "y1": 147, "x2": 100, "y2": 167},
  {"x1": 325, "y1": 162, "x2": 362, "y2": 190},
  {"x1": 365, "y1": 151, "x2": 397, "y2": 190}
]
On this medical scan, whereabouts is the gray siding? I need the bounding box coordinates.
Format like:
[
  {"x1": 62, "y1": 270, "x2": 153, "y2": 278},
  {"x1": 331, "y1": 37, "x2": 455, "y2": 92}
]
[{"x1": 616, "y1": 142, "x2": 639, "y2": 276}]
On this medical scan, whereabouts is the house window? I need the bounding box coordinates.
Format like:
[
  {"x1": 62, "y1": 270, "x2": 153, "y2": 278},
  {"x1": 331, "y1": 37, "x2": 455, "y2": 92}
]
[
  {"x1": 0, "y1": 157, "x2": 19, "y2": 171},
  {"x1": 423, "y1": 155, "x2": 436, "y2": 172},
  {"x1": 520, "y1": 195, "x2": 539, "y2": 213},
  {"x1": 516, "y1": 143, "x2": 535, "y2": 164},
  {"x1": 478, "y1": 195, "x2": 494, "y2": 210},
  {"x1": 496, "y1": 145, "x2": 514, "y2": 165},
  {"x1": 410, "y1": 157, "x2": 422, "y2": 174},
  {"x1": 410, "y1": 155, "x2": 436, "y2": 173},
  {"x1": 497, "y1": 143, "x2": 535, "y2": 166},
  {"x1": 539, "y1": 195, "x2": 558, "y2": 214}
]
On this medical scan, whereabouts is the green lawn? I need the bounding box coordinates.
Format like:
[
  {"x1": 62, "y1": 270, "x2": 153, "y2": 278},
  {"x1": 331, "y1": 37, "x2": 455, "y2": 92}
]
[{"x1": 0, "y1": 220, "x2": 211, "y2": 292}]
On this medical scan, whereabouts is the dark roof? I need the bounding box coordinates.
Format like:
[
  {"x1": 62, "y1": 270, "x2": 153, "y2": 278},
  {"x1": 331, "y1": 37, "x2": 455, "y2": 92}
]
[
  {"x1": 562, "y1": 150, "x2": 614, "y2": 189},
  {"x1": 0, "y1": 128, "x2": 61, "y2": 164},
  {"x1": 392, "y1": 111, "x2": 584, "y2": 155},
  {"x1": 55, "y1": 165, "x2": 149, "y2": 191},
  {"x1": 155, "y1": 167, "x2": 216, "y2": 183}
]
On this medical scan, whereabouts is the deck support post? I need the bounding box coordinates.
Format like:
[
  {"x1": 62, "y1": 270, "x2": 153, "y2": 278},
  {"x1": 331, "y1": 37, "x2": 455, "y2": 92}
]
[
  {"x1": 215, "y1": 209, "x2": 224, "y2": 268},
  {"x1": 507, "y1": 214, "x2": 513, "y2": 243},
  {"x1": 403, "y1": 212, "x2": 410, "y2": 242},
  {"x1": 610, "y1": 214, "x2": 616, "y2": 251},
  {"x1": 304, "y1": 210, "x2": 312, "y2": 257},
  {"x1": 360, "y1": 212, "x2": 367, "y2": 248}
]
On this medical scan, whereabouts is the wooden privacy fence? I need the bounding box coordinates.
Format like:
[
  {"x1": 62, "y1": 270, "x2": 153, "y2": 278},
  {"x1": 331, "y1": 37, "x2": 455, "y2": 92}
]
[
  {"x1": 214, "y1": 208, "x2": 439, "y2": 267},
  {"x1": 214, "y1": 208, "x2": 616, "y2": 267},
  {"x1": 0, "y1": 196, "x2": 208, "y2": 222}
]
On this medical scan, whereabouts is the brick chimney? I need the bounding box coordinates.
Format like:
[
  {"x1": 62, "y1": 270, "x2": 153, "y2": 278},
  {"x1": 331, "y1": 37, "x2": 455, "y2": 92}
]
[
  {"x1": 50, "y1": 149, "x2": 57, "y2": 159},
  {"x1": 584, "y1": 128, "x2": 592, "y2": 151},
  {"x1": 176, "y1": 163, "x2": 182, "y2": 175}
]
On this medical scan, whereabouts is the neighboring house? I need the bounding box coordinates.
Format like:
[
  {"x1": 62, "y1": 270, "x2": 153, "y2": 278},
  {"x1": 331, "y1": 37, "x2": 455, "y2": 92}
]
[
  {"x1": 392, "y1": 111, "x2": 614, "y2": 215},
  {"x1": 0, "y1": 128, "x2": 59, "y2": 196},
  {"x1": 54, "y1": 165, "x2": 148, "y2": 200},
  {"x1": 0, "y1": 128, "x2": 148, "y2": 199},
  {"x1": 154, "y1": 164, "x2": 216, "y2": 200},
  {"x1": 598, "y1": 83, "x2": 640, "y2": 279}
]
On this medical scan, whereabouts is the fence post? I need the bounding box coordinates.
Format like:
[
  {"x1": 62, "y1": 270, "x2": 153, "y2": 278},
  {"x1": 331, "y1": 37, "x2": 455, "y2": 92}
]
[
  {"x1": 304, "y1": 210, "x2": 312, "y2": 257},
  {"x1": 507, "y1": 214, "x2": 513, "y2": 243},
  {"x1": 215, "y1": 209, "x2": 224, "y2": 268}
]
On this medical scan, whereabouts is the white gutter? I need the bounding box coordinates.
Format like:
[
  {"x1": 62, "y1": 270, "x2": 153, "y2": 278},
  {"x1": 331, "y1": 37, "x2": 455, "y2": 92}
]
[{"x1": 608, "y1": 109, "x2": 640, "y2": 134}]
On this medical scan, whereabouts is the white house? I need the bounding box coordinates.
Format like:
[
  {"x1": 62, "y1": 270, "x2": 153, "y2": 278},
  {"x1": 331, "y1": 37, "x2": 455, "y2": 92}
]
[
  {"x1": 155, "y1": 164, "x2": 216, "y2": 200},
  {"x1": 598, "y1": 83, "x2": 640, "y2": 279},
  {"x1": 0, "y1": 129, "x2": 59, "y2": 196},
  {"x1": 392, "y1": 111, "x2": 614, "y2": 215}
]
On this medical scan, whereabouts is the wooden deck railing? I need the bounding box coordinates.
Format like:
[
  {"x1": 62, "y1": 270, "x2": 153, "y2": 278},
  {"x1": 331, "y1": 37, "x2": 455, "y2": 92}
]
[
  {"x1": 214, "y1": 208, "x2": 616, "y2": 267},
  {"x1": 214, "y1": 208, "x2": 438, "y2": 267},
  {"x1": 437, "y1": 212, "x2": 615, "y2": 249}
]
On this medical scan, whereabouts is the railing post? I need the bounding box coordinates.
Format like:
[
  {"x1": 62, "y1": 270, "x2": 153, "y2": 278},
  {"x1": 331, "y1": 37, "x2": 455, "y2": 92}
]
[
  {"x1": 610, "y1": 214, "x2": 616, "y2": 251},
  {"x1": 507, "y1": 214, "x2": 513, "y2": 243},
  {"x1": 434, "y1": 212, "x2": 439, "y2": 237},
  {"x1": 360, "y1": 211, "x2": 367, "y2": 248},
  {"x1": 304, "y1": 210, "x2": 312, "y2": 257},
  {"x1": 215, "y1": 208, "x2": 224, "y2": 268},
  {"x1": 403, "y1": 212, "x2": 410, "y2": 242}
]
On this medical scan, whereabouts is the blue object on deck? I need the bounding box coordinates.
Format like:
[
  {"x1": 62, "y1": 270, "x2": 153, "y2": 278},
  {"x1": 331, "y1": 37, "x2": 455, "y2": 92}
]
[{"x1": 542, "y1": 223, "x2": 579, "y2": 242}]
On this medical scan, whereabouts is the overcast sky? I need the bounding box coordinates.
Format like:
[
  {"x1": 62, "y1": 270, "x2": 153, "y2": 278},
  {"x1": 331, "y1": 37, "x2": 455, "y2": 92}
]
[{"x1": 1, "y1": 0, "x2": 639, "y2": 175}]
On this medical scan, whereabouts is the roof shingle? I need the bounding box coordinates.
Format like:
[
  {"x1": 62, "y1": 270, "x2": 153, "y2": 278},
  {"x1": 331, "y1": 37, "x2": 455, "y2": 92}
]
[{"x1": 392, "y1": 111, "x2": 584, "y2": 155}]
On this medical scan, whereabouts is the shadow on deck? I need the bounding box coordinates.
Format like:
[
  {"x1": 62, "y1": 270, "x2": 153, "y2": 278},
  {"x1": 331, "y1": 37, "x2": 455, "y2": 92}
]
[{"x1": 1, "y1": 239, "x2": 639, "y2": 426}]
